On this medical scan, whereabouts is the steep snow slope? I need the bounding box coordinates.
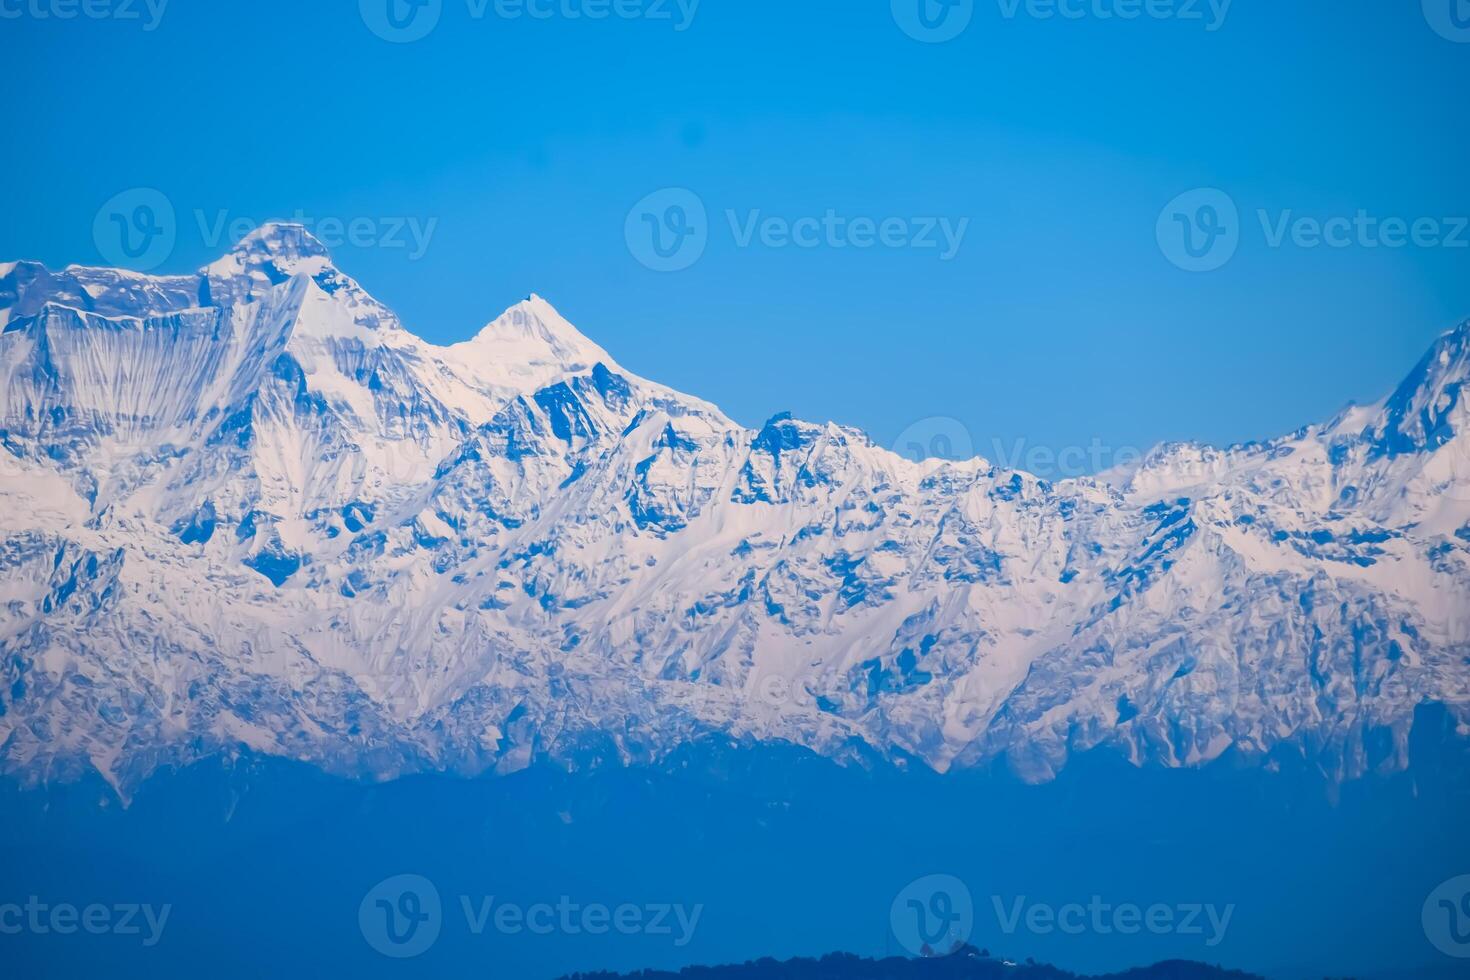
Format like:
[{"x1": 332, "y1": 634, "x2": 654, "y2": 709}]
[{"x1": 0, "y1": 224, "x2": 1467, "y2": 794}]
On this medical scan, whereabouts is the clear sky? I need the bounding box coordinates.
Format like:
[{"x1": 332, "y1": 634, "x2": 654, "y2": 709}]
[{"x1": 4, "y1": 0, "x2": 1468, "y2": 472}]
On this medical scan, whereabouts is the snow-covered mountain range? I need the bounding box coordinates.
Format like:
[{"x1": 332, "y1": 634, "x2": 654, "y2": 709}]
[{"x1": 2, "y1": 223, "x2": 1468, "y2": 796}]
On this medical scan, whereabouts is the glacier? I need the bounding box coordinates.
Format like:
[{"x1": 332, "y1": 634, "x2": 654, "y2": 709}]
[{"x1": 1, "y1": 222, "x2": 1468, "y2": 796}]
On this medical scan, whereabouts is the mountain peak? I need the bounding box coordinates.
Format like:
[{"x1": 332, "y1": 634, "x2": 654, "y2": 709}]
[
  {"x1": 1367, "y1": 317, "x2": 1470, "y2": 458},
  {"x1": 457, "y1": 294, "x2": 615, "y2": 376},
  {"x1": 200, "y1": 221, "x2": 335, "y2": 289},
  {"x1": 233, "y1": 222, "x2": 332, "y2": 262}
]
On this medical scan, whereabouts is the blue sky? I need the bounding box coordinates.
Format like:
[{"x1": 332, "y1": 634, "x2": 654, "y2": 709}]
[{"x1": 4, "y1": 0, "x2": 1468, "y2": 470}]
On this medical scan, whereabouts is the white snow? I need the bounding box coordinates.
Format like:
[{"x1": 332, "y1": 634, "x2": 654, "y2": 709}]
[{"x1": 0, "y1": 222, "x2": 1467, "y2": 795}]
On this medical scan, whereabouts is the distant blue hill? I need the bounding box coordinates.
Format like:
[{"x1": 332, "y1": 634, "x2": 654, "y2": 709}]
[{"x1": 563, "y1": 948, "x2": 1265, "y2": 980}]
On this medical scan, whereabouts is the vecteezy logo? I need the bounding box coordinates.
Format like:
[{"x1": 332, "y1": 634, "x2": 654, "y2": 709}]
[
  {"x1": 890, "y1": 874, "x2": 974, "y2": 956},
  {"x1": 93, "y1": 188, "x2": 177, "y2": 272},
  {"x1": 892, "y1": 417, "x2": 975, "y2": 464},
  {"x1": 1424, "y1": 0, "x2": 1470, "y2": 42},
  {"x1": 360, "y1": 0, "x2": 442, "y2": 42},
  {"x1": 1156, "y1": 188, "x2": 1240, "y2": 272},
  {"x1": 359, "y1": 874, "x2": 442, "y2": 958},
  {"x1": 892, "y1": 0, "x2": 974, "y2": 43},
  {"x1": 625, "y1": 188, "x2": 708, "y2": 272},
  {"x1": 1424, "y1": 875, "x2": 1470, "y2": 957}
]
